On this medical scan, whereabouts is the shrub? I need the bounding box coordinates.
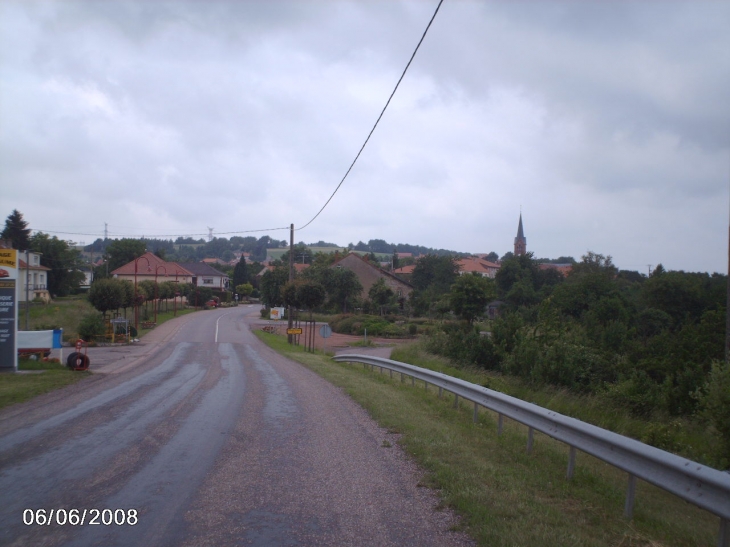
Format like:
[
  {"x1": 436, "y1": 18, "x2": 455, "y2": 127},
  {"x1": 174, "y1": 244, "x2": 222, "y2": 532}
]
[
  {"x1": 78, "y1": 313, "x2": 106, "y2": 341},
  {"x1": 696, "y1": 360, "x2": 730, "y2": 467}
]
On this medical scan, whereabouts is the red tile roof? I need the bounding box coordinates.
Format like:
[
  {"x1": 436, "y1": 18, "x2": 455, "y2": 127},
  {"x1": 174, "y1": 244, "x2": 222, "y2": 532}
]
[
  {"x1": 457, "y1": 257, "x2": 499, "y2": 275},
  {"x1": 109, "y1": 252, "x2": 192, "y2": 277}
]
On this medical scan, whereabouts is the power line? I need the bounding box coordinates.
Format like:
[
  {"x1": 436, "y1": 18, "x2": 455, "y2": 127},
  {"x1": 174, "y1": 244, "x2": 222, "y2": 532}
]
[
  {"x1": 31, "y1": 226, "x2": 289, "y2": 239},
  {"x1": 298, "y1": 0, "x2": 445, "y2": 232}
]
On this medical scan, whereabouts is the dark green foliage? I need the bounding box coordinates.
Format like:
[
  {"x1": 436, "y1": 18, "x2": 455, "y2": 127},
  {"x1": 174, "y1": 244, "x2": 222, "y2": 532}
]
[
  {"x1": 449, "y1": 273, "x2": 496, "y2": 323},
  {"x1": 425, "y1": 324, "x2": 500, "y2": 369},
  {"x1": 260, "y1": 267, "x2": 289, "y2": 307},
  {"x1": 232, "y1": 258, "x2": 249, "y2": 288},
  {"x1": 328, "y1": 314, "x2": 410, "y2": 338},
  {"x1": 78, "y1": 312, "x2": 106, "y2": 340},
  {"x1": 320, "y1": 267, "x2": 362, "y2": 313},
  {"x1": 409, "y1": 254, "x2": 460, "y2": 316},
  {"x1": 30, "y1": 232, "x2": 85, "y2": 296},
  {"x1": 2, "y1": 209, "x2": 31, "y2": 250},
  {"x1": 424, "y1": 250, "x2": 727, "y2": 426},
  {"x1": 296, "y1": 280, "x2": 326, "y2": 313},
  {"x1": 88, "y1": 278, "x2": 126, "y2": 314},
  {"x1": 696, "y1": 361, "x2": 730, "y2": 465},
  {"x1": 368, "y1": 278, "x2": 394, "y2": 316},
  {"x1": 106, "y1": 239, "x2": 147, "y2": 272}
]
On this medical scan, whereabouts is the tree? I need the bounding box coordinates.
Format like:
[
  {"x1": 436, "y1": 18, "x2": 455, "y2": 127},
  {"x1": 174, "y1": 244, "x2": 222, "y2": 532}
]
[
  {"x1": 31, "y1": 232, "x2": 85, "y2": 296},
  {"x1": 450, "y1": 273, "x2": 496, "y2": 323},
  {"x1": 232, "y1": 258, "x2": 249, "y2": 287},
  {"x1": 88, "y1": 278, "x2": 125, "y2": 316},
  {"x1": 236, "y1": 283, "x2": 254, "y2": 297},
  {"x1": 321, "y1": 267, "x2": 362, "y2": 313},
  {"x1": 2, "y1": 209, "x2": 31, "y2": 250},
  {"x1": 297, "y1": 280, "x2": 326, "y2": 318},
  {"x1": 106, "y1": 239, "x2": 147, "y2": 272},
  {"x1": 410, "y1": 254, "x2": 460, "y2": 294},
  {"x1": 260, "y1": 267, "x2": 290, "y2": 307},
  {"x1": 369, "y1": 278, "x2": 394, "y2": 316}
]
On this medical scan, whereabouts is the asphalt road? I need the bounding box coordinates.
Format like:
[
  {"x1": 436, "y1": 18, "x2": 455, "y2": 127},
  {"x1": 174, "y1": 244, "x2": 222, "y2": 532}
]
[{"x1": 0, "y1": 306, "x2": 473, "y2": 547}]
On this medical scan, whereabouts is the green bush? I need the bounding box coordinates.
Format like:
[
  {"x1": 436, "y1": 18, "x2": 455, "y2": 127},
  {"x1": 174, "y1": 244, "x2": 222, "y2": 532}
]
[
  {"x1": 604, "y1": 372, "x2": 662, "y2": 418},
  {"x1": 696, "y1": 360, "x2": 730, "y2": 467},
  {"x1": 425, "y1": 325, "x2": 500, "y2": 370},
  {"x1": 78, "y1": 313, "x2": 106, "y2": 341}
]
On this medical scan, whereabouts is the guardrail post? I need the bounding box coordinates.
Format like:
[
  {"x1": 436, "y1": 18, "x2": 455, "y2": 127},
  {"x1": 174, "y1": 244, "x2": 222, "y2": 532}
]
[
  {"x1": 719, "y1": 518, "x2": 728, "y2": 547},
  {"x1": 527, "y1": 427, "x2": 534, "y2": 454},
  {"x1": 424, "y1": 381, "x2": 428, "y2": 391},
  {"x1": 389, "y1": 369, "x2": 393, "y2": 379},
  {"x1": 438, "y1": 386, "x2": 443, "y2": 398},
  {"x1": 473, "y1": 402, "x2": 478, "y2": 423},
  {"x1": 453, "y1": 394, "x2": 459, "y2": 408},
  {"x1": 624, "y1": 473, "x2": 636, "y2": 519},
  {"x1": 411, "y1": 376, "x2": 415, "y2": 387},
  {"x1": 498, "y1": 414, "x2": 503, "y2": 436},
  {"x1": 401, "y1": 372, "x2": 404, "y2": 383},
  {"x1": 567, "y1": 446, "x2": 576, "y2": 480}
]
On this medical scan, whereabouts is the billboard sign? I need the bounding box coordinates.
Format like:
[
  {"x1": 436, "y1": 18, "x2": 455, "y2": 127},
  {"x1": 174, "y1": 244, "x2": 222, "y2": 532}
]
[{"x1": 0, "y1": 250, "x2": 17, "y2": 370}]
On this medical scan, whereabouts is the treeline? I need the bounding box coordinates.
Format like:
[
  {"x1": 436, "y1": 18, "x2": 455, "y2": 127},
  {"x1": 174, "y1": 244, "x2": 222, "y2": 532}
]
[
  {"x1": 347, "y1": 238, "x2": 470, "y2": 257},
  {"x1": 423, "y1": 252, "x2": 729, "y2": 465},
  {"x1": 85, "y1": 235, "x2": 288, "y2": 263}
]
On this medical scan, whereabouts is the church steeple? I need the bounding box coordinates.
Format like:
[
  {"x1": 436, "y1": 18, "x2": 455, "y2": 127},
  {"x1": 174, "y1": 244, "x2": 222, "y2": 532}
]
[{"x1": 514, "y1": 213, "x2": 526, "y2": 256}]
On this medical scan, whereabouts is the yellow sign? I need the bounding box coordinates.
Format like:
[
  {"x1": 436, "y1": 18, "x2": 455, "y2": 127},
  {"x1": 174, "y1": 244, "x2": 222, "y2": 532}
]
[
  {"x1": 286, "y1": 328, "x2": 303, "y2": 335},
  {"x1": 0, "y1": 249, "x2": 16, "y2": 269}
]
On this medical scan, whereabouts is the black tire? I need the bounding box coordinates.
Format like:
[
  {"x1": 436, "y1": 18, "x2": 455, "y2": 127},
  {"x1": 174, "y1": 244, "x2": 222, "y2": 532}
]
[
  {"x1": 66, "y1": 352, "x2": 90, "y2": 370},
  {"x1": 75, "y1": 354, "x2": 90, "y2": 371},
  {"x1": 66, "y1": 352, "x2": 79, "y2": 369}
]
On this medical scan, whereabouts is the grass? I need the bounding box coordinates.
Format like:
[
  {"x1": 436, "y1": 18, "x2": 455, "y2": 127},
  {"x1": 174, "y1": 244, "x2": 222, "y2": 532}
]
[
  {"x1": 256, "y1": 331, "x2": 720, "y2": 547},
  {"x1": 20, "y1": 296, "x2": 96, "y2": 341},
  {"x1": 0, "y1": 358, "x2": 90, "y2": 410}
]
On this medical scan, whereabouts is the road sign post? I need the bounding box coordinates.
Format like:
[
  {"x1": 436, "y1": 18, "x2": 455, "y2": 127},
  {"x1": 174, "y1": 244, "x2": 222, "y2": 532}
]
[{"x1": 319, "y1": 324, "x2": 332, "y2": 355}]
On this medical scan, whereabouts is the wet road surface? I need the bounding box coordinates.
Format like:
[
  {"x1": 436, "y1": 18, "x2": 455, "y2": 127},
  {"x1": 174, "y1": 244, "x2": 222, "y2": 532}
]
[{"x1": 0, "y1": 306, "x2": 472, "y2": 547}]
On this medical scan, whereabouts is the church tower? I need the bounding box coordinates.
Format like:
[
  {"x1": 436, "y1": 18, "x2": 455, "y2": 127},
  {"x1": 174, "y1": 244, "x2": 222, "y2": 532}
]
[{"x1": 514, "y1": 213, "x2": 526, "y2": 256}]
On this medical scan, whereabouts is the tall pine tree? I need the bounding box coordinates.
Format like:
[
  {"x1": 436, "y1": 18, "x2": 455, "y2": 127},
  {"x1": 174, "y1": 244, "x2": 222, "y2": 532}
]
[
  {"x1": 232, "y1": 258, "x2": 249, "y2": 288},
  {"x1": 1, "y1": 209, "x2": 31, "y2": 250}
]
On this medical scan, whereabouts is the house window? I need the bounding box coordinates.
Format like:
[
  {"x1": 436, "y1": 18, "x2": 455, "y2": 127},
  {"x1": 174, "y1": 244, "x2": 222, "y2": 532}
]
[{"x1": 202, "y1": 278, "x2": 214, "y2": 285}]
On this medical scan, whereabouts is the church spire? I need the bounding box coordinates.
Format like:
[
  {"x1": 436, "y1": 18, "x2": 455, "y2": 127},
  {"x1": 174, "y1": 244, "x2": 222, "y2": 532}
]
[{"x1": 514, "y1": 213, "x2": 526, "y2": 256}]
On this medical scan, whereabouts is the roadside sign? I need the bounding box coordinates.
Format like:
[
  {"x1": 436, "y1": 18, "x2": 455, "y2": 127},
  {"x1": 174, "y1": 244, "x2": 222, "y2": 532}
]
[
  {"x1": 286, "y1": 328, "x2": 303, "y2": 335},
  {"x1": 0, "y1": 249, "x2": 17, "y2": 370},
  {"x1": 319, "y1": 324, "x2": 332, "y2": 338}
]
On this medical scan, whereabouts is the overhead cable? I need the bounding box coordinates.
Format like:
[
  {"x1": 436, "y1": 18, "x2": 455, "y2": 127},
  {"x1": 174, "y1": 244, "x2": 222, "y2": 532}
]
[{"x1": 297, "y1": 0, "x2": 445, "y2": 231}]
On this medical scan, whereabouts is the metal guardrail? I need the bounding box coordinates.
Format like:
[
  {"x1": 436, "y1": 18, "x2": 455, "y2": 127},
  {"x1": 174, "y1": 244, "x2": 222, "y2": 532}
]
[{"x1": 334, "y1": 353, "x2": 730, "y2": 546}]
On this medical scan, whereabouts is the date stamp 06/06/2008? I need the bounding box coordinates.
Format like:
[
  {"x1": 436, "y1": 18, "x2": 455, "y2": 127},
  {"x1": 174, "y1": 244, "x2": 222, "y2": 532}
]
[{"x1": 23, "y1": 509, "x2": 138, "y2": 526}]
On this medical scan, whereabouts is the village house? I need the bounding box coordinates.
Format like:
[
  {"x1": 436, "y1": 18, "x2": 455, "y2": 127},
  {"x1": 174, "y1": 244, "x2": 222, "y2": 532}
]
[
  {"x1": 18, "y1": 251, "x2": 51, "y2": 302},
  {"x1": 110, "y1": 252, "x2": 230, "y2": 290},
  {"x1": 331, "y1": 253, "x2": 412, "y2": 300}
]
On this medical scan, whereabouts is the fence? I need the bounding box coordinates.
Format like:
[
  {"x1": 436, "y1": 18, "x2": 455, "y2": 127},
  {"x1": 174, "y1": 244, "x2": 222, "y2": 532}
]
[{"x1": 333, "y1": 353, "x2": 730, "y2": 547}]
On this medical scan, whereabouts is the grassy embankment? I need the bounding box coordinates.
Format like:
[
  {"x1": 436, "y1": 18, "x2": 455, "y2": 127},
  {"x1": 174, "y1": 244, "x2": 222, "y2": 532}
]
[{"x1": 256, "y1": 331, "x2": 719, "y2": 547}]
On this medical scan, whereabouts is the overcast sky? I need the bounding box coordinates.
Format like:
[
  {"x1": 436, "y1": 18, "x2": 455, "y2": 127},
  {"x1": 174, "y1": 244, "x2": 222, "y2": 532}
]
[{"x1": 1, "y1": 0, "x2": 728, "y2": 273}]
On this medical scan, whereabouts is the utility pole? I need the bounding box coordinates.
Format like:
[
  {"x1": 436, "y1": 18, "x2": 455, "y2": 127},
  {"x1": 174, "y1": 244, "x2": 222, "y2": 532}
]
[
  {"x1": 25, "y1": 249, "x2": 30, "y2": 330},
  {"x1": 287, "y1": 223, "x2": 294, "y2": 344},
  {"x1": 726, "y1": 223, "x2": 729, "y2": 362}
]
